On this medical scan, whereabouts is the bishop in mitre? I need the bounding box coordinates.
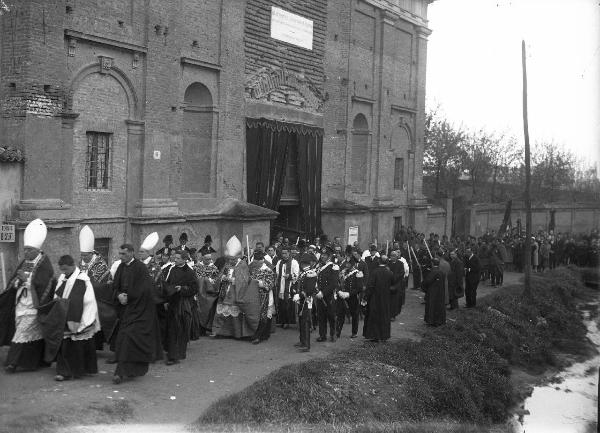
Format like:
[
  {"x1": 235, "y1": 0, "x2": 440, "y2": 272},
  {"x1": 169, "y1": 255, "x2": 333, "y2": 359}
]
[
  {"x1": 1, "y1": 219, "x2": 55, "y2": 373},
  {"x1": 79, "y1": 225, "x2": 113, "y2": 350},
  {"x1": 212, "y1": 236, "x2": 261, "y2": 339}
]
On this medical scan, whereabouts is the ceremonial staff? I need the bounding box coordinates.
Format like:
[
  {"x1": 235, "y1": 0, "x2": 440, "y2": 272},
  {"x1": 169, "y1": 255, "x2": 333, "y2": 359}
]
[{"x1": 423, "y1": 239, "x2": 433, "y2": 260}]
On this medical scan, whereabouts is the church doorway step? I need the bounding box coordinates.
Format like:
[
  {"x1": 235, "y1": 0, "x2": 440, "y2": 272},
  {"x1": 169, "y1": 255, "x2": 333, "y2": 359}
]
[{"x1": 246, "y1": 118, "x2": 323, "y2": 242}]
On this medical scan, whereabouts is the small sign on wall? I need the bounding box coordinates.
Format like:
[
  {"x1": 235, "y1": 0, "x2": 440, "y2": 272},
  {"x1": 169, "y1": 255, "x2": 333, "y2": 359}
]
[
  {"x1": 348, "y1": 226, "x2": 359, "y2": 246},
  {"x1": 270, "y1": 6, "x2": 313, "y2": 50},
  {"x1": 153, "y1": 150, "x2": 161, "y2": 160},
  {"x1": 0, "y1": 225, "x2": 15, "y2": 243}
]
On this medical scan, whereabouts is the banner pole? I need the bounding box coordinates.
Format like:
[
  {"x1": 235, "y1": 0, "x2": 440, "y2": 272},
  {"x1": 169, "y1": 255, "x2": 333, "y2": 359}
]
[{"x1": 0, "y1": 252, "x2": 6, "y2": 292}]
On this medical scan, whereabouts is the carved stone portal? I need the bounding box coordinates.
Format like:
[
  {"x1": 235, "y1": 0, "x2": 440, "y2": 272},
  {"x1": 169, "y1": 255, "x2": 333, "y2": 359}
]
[{"x1": 245, "y1": 66, "x2": 324, "y2": 113}]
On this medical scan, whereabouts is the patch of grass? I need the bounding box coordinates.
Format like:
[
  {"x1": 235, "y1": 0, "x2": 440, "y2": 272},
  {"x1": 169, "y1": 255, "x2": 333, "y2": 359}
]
[
  {"x1": 197, "y1": 268, "x2": 594, "y2": 428},
  {"x1": 579, "y1": 267, "x2": 600, "y2": 288},
  {"x1": 440, "y1": 268, "x2": 592, "y2": 372},
  {"x1": 194, "y1": 422, "x2": 512, "y2": 433}
]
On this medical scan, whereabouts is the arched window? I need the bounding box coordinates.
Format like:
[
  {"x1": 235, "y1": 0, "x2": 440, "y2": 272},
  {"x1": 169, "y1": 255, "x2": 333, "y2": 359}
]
[
  {"x1": 182, "y1": 82, "x2": 214, "y2": 193},
  {"x1": 351, "y1": 113, "x2": 370, "y2": 193},
  {"x1": 393, "y1": 126, "x2": 411, "y2": 190}
]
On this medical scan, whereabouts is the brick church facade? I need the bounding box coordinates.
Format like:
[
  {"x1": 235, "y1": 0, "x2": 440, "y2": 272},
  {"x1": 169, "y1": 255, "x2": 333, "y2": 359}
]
[{"x1": 0, "y1": 0, "x2": 432, "y2": 262}]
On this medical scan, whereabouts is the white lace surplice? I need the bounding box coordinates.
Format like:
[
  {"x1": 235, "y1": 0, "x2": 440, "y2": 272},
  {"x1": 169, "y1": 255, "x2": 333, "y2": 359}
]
[{"x1": 12, "y1": 271, "x2": 43, "y2": 343}]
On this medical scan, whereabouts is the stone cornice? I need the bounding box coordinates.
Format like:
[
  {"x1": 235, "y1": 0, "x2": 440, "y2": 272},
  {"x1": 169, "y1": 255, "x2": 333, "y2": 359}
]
[
  {"x1": 360, "y1": 0, "x2": 430, "y2": 28},
  {"x1": 180, "y1": 57, "x2": 222, "y2": 71},
  {"x1": 64, "y1": 29, "x2": 147, "y2": 54}
]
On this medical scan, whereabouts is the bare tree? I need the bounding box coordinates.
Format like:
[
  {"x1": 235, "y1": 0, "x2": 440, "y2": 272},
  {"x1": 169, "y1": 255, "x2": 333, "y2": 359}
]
[
  {"x1": 572, "y1": 161, "x2": 600, "y2": 201},
  {"x1": 461, "y1": 129, "x2": 497, "y2": 197},
  {"x1": 423, "y1": 110, "x2": 466, "y2": 196},
  {"x1": 530, "y1": 141, "x2": 576, "y2": 202},
  {"x1": 486, "y1": 135, "x2": 522, "y2": 202}
]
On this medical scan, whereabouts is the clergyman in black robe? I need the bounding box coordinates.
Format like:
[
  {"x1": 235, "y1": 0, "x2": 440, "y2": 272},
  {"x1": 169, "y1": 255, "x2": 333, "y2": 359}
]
[
  {"x1": 448, "y1": 250, "x2": 465, "y2": 310},
  {"x1": 163, "y1": 251, "x2": 199, "y2": 364},
  {"x1": 111, "y1": 244, "x2": 160, "y2": 384},
  {"x1": 53, "y1": 255, "x2": 100, "y2": 381},
  {"x1": 422, "y1": 258, "x2": 446, "y2": 326},
  {"x1": 388, "y1": 252, "x2": 406, "y2": 320},
  {"x1": 363, "y1": 258, "x2": 393, "y2": 342}
]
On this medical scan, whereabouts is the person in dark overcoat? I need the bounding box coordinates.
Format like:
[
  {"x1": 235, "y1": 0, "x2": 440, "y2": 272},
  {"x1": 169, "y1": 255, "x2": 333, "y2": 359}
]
[
  {"x1": 388, "y1": 251, "x2": 406, "y2": 320},
  {"x1": 422, "y1": 258, "x2": 446, "y2": 326},
  {"x1": 464, "y1": 247, "x2": 481, "y2": 308},
  {"x1": 111, "y1": 244, "x2": 160, "y2": 384},
  {"x1": 448, "y1": 249, "x2": 465, "y2": 310},
  {"x1": 363, "y1": 256, "x2": 393, "y2": 342}
]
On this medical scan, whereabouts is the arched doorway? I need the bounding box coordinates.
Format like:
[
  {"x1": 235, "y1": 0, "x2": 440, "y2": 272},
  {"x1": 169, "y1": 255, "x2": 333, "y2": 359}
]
[{"x1": 246, "y1": 118, "x2": 323, "y2": 241}]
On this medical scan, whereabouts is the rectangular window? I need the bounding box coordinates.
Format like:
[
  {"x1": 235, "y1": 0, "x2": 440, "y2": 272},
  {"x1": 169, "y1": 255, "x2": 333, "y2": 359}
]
[
  {"x1": 86, "y1": 132, "x2": 112, "y2": 190},
  {"x1": 394, "y1": 157, "x2": 404, "y2": 190}
]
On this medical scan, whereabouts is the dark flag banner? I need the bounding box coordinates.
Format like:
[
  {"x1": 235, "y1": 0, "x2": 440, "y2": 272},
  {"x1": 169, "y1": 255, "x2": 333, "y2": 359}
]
[
  {"x1": 498, "y1": 199, "x2": 512, "y2": 237},
  {"x1": 549, "y1": 209, "x2": 556, "y2": 232}
]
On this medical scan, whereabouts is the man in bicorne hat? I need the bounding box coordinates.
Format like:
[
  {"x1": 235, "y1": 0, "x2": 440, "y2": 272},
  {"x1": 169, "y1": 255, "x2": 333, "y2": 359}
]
[
  {"x1": 199, "y1": 235, "x2": 216, "y2": 256},
  {"x1": 78, "y1": 225, "x2": 112, "y2": 350},
  {"x1": 176, "y1": 232, "x2": 191, "y2": 254},
  {"x1": 315, "y1": 245, "x2": 339, "y2": 342},
  {"x1": 156, "y1": 235, "x2": 175, "y2": 258},
  {"x1": 293, "y1": 254, "x2": 318, "y2": 351},
  {"x1": 1, "y1": 219, "x2": 55, "y2": 373}
]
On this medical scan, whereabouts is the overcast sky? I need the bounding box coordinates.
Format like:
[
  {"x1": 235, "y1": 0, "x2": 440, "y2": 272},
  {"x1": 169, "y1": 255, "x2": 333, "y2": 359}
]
[{"x1": 426, "y1": 0, "x2": 600, "y2": 169}]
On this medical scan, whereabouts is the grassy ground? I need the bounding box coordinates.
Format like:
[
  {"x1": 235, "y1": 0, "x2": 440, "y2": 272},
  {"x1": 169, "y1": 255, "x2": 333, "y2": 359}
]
[
  {"x1": 197, "y1": 267, "x2": 597, "y2": 430},
  {"x1": 193, "y1": 422, "x2": 515, "y2": 433}
]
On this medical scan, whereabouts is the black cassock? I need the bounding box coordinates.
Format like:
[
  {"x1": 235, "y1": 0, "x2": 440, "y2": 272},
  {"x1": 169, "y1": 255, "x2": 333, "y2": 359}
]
[
  {"x1": 388, "y1": 260, "x2": 405, "y2": 318},
  {"x1": 112, "y1": 259, "x2": 160, "y2": 378},
  {"x1": 363, "y1": 265, "x2": 393, "y2": 341},
  {"x1": 423, "y1": 267, "x2": 446, "y2": 326},
  {"x1": 163, "y1": 264, "x2": 199, "y2": 362}
]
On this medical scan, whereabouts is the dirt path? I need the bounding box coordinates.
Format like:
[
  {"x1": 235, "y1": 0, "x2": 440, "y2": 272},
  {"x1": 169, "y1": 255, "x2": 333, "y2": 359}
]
[{"x1": 0, "y1": 273, "x2": 522, "y2": 433}]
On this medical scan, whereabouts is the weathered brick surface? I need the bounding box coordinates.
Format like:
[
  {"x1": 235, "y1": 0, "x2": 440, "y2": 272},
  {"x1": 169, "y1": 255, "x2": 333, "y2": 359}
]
[
  {"x1": 0, "y1": 0, "x2": 431, "y2": 260},
  {"x1": 245, "y1": 0, "x2": 326, "y2": 89}
]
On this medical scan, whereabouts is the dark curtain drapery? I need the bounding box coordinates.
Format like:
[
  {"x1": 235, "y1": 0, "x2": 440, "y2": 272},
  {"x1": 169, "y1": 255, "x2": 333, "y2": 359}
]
[
  {"x1": 246, "y1": 124, "x2": 291, "y2": 210},
  {"x1": 246, "y1": 118, "x2": 323, "y2": 239},
  {"x1": 296, "y1": 133, "x2": 322, "y2": 240}
]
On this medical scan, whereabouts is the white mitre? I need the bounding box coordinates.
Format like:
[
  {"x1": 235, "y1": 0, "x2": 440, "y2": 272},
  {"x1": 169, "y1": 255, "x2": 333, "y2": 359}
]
[
  {"x1": 24, "y1": 218, "x2": 47, "y2": 249},
  {"x1": 140, "y1": 232, "x2": 159, "y2": 252},
  {"x1": 224, "y1": 236, "x2": 242, "y2": 257},
  {"x1": 79, "y1": 225, "x2": 95, "y2": 253}
]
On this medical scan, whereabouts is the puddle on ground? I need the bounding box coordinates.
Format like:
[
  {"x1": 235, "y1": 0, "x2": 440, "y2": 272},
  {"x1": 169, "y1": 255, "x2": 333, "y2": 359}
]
[{"x1": 514, "y1": 309, "x2": 599, "y2": 433}]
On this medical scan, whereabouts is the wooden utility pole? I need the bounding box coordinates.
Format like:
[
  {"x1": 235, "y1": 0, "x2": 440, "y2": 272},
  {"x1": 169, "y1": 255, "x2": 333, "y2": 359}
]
[{"x1": 522, "y1": 40, "x2": 532, "y2": 297}]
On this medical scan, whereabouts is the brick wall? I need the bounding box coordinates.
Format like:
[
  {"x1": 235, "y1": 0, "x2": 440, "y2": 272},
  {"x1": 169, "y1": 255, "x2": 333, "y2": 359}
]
[
  {"x1": 0, "y1": 0, "x2": 431, "y2": 259},
  {"x1": 71, "y1": 72, "x2": 129, "y2": 218},
  {"x1": 244, "y1": 0, "x2": 326, "y2": 90}
]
